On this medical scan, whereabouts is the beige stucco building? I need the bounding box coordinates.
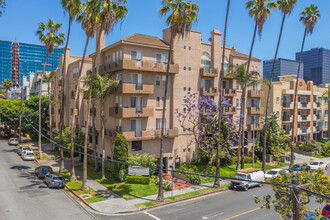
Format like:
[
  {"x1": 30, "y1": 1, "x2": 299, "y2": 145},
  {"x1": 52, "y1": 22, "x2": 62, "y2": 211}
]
[
  {"x1": 52, "y1": 28, "x2": 263, "y2": 169},
  {"x1": 261, "y1": 75, "x2": 329, "y2": 142}
]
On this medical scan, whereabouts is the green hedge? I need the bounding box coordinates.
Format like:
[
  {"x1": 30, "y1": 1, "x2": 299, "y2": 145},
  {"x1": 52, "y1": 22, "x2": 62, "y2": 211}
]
[
  {"x1": 125, "y1": 176, "x2": 150, "y2": 184},
  {"x1": 232, "y1": 156, "x2": 253, "y2": 164}
]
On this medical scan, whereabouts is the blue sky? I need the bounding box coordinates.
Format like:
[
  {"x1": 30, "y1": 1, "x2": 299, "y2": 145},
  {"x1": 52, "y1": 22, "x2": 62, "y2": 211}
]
[{"x1": 0, "y1": 0, "x2": 328, "y2": 67}]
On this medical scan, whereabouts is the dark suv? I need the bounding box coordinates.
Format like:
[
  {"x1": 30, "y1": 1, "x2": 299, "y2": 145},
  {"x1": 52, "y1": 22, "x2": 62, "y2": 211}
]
[{"x1": 35, "y1": 166, "x2": 53, "y2": 179}]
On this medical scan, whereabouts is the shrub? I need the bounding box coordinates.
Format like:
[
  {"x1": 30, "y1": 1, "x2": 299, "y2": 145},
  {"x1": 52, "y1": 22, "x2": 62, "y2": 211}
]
[
  {"x1": 232, "y1": 156, "x2": 253, "y2": 164},
  {"x1": 298, "y1": 142, "x2": 317, "y2": 152},
  {"x1": 113, "y1": 168, "x2": 127, "y2": 182},
  {"x1": 185, "y1": 174, "x2": 202, "y2": 185},
  {"x1": 125, "y1": 176, "x2": 150, "y2": 184},
  {"x1": 127, "y1": 153, "x2": 157, "y2": 174},
  {"x1": 163, "y1": 180, "x2": 173, "y2": 190},
  {"x1": 321, "y1": 150, "x2": 330, "y2": 157}
]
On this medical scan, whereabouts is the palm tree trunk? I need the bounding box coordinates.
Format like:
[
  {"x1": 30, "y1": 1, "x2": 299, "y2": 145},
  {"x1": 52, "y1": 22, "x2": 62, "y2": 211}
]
[
  {"x1": 290, "y1": 28, "x2": 307, "y2": 167},
  {"x1": 38, "y1": 52, "x2": 49, "y2": 160},
  {"x1": 48, "y1": 80, "x2": 54, "y2": 151},
  {"x1": 240, "y1": 22, "x2": 258, "y2": 169},
  {"x1": 156, "y1": 29, "x2": 174, "y2": 202},
  {"x1": 70, "y1": 36, "x2": 89, "y2": 182},
  {"x1": 101, "y1": 102, "x2": 106, "y2": 179},
  {"x1": 82, "y1": 29, "x2": 102, "y2": 191},
  {"x1": 59, "y1": 16, "x2": 73, "y2": 173},
  {"x1": 214, "y1": 0, "x2": 230, "y2": 187},
  {"x1": 262, "y1": 14, "x2": 286, "y2": 172},
  {"x1": 92, "y1": 101, "x2": 99, "y2": 171}
]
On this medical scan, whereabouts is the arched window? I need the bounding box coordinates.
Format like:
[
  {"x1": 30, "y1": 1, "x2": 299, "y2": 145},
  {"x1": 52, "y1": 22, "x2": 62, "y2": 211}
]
[
  {"x1": 221, "y1": 56, "x2": 229, "y2": 73},
  {"x1": 201, "y1": 52, "x2": 211, "y2": 73}
]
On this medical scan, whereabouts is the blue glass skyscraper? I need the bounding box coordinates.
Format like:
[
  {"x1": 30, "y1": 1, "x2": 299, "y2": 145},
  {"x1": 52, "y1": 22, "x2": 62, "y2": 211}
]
[
  {"x1": 296, "y1": 47, "x2": 330, "y2": 86},
  {"x1": 263, "y1": 58, "x2": 303, "y2": 82},
  {"x1": 0, "y1": 40, "x2": 63, "y2": 86}
]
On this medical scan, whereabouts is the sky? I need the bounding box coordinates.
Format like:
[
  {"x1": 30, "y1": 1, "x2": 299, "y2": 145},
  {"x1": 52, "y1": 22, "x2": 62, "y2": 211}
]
[{"x1": 0, "y1": 0, "x2": 329, "y2": 69}]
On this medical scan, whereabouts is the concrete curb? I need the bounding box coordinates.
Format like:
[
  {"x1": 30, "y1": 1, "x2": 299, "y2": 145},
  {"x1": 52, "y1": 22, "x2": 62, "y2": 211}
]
[{"x1": 139, "y1": 187, "x2": 229, "y2": 211}]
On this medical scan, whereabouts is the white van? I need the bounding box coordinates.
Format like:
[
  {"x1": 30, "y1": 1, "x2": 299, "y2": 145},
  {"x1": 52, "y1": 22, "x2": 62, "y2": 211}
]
[{"x1": 231, "y1": 168, "x2": 265, "y2": 191}]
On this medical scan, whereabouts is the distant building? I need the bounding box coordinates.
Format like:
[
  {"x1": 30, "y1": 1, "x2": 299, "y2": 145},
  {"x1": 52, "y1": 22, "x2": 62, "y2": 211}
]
[
  {"x1": 296, "y1": 47, "x2": 330, "y2": 85},
  {"x1": 22, "y1": 71, "x2": 50, "y2": 100},
  {"x1": 8, "y1": 87, "x2": 21, "y2": 100},
  {"x1": 263, "y1": 58, "x2": 303, "y2": 82},
  {"x1": 0, "y1": 40, "x2": 63, "y2": 87}
]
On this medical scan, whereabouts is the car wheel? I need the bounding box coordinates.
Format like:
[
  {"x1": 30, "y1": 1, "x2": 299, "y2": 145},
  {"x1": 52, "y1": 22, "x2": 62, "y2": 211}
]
[
  {"x1": 243, "y1": 185, "x2": 248, "y2": 191},
  {"x1": 258, "y1": 183, "x2": 262, "y2": 187}
]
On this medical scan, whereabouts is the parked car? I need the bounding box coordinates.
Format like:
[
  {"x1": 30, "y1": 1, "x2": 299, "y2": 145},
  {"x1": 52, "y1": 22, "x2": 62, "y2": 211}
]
[
  {"x1": 322, "y1": 203, "x2": 330, "y2": 218},
  {"x1": 290, "y1": 164, "x2": 311, "y2": 172},
  {"x1": 1, "y1": 131, "x2": 10, "y2": 139},
  {"x1": 231, "y1": 168, "x2": 264, "y2": 191},
  {"x1": 310, "y1": 161, "x2": 328, "y2": 170},
  {"x1": 8, "y1": 137, "x2": 18, "y2": 146},
  {"x1": 21, "y1": 151, "x2": 35, "y2": 161},
  {"x1": 35, "y1": 166, "x2": 53, "y2": 179},
  {"x1": 44, "y1": 173, "x2": 66, "y2": 188},
  {"x1": 265, "y1": 168, "x2": 289, "y2": 180},
  {"x1": 17, "y1": 146, "x2": 32, "y2": 156}
]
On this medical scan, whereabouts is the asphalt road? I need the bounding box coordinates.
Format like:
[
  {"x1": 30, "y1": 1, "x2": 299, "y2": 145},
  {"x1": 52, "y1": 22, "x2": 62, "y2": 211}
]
[{"x1": 0, "y1": 140, "x2": 96, "y2": 220}]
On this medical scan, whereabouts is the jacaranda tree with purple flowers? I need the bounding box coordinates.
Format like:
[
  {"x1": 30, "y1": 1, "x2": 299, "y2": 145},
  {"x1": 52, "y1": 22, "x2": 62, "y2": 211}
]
[{"x1": 176, "y1": 92, "x2": 238, "y2": 174}]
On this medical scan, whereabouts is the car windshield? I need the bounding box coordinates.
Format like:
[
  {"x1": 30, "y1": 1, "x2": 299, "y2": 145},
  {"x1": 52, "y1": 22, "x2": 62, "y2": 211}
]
[
  {"x1": 22, "y1": 147, "x2": 30, "y2": 151},
  {"x1": 311, "y1": 162, "x2": 319, "y2": 165},
  {"x1": 293, "y1": 165, "x2": 300, "y2": 169},
  {"x1": 234, "y1": 174, "x2": 247, "y2": 179},
  {"x1": 325, "y1": 205, "x2": 330, "y2": 212},
  {"x1": 42, "y1": 167, "x2": 52, "y2": 172},
  {"x1": 27, "y1": 153, "x2": 34, "y2": 156},
  {"x1": 53, "y1": 176, "x2": 64, "y2": 180},
  {"x1": 266, "y1": 170, "x2": 278, "y2": 175}
]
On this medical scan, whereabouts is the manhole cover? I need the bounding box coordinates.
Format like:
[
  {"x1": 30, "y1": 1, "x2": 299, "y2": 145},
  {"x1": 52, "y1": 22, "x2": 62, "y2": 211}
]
[{"x1": 80, "y1": 194, "x2": 92, "y2": 199}]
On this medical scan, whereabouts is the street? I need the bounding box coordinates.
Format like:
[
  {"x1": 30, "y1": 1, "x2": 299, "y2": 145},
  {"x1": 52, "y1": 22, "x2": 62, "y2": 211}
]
[{"x1": 1, "y1": 139, "x2": 329, "y2": 220}]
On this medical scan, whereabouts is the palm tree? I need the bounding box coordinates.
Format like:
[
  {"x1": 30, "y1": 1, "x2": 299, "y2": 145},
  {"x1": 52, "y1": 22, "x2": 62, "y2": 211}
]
[
  {"x1": 214, "y1": 0, "x2": 231, "y2": 188},
  {"x1": 227, "y1": 63, "x2": 260, "y2": 169},
  {"x1": 261, "y1": 0, "x2": 296, "y2": 172},
  {"x1": 158, "y1": 0, "x2": 199, "y2": 202},
  {"x1": 0, "y1": 0, "x2": 5, "y2": 17},
  {"x1": 3, "y1": 79, "x2": 12, "y2": 99},
  {"x1": 290, "y1": 5, "x2": 320, "y2": 166},
  {"x1": 58, "y1": 0, "x2": 82, "y2": 174},
  {"x1": 36, "y1": 19, "x2": 65, "y2": 160},
  {"x1": 240, "y1": 0, "x2": 275, "y2": 169},
  {"x1": 82, "y1": 73, "x2": 119, "y2": 179}
]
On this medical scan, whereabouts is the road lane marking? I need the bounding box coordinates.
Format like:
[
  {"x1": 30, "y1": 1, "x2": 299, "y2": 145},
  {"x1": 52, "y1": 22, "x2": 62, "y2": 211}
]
[
  {"x1": 223, "y1": 207, "x2": 262, "y2": 220},
  {"x1": 202, "y1": 211, "x2": 224, "y2": 219},
  {"x1": 144, "y1": 211, "x2": 162, "y2": 220}
]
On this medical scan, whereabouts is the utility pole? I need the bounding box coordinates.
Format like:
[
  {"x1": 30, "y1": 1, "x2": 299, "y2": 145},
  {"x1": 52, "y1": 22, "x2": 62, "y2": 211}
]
[
  {"x1": 291, "y1": 179, "x2": 300, "y2": 220},
  {"x1": 19, "y1": 86, "x2": 23, "y2": 144},
  {"x1": 252, "y1": 121, "x2": 255, "y2": 168}
]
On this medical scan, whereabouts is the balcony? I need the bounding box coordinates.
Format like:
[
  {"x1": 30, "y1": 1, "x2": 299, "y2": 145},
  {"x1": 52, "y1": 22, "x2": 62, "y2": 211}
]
[
  {"x1": 122, "y1": 128, "x2": 179, "y2": 141},
  {"x1": 248, "y1": 123, "x2": 263, "y2": 131},
  {"x1": 200, "y1": 68, "x2": 219, "y2": 77},
  {"x1": 284, "y1": 129, "x2": 292, "y2": 136},
  {"x1": 313, "y1": 102, "x2": 321, "y2": 109},
  {"x1": 200, "y1": 88, "x2": 218, "y2": 96},
  {"x1": 155, "y1": 128, "x2": 179, "y2": 138},
  {"x1": 99, "y1": 60, "x2": 179, "y2": 75},
  {"x1": 223, "y1": 88, "x2": 236, "y2": 97},
  {"x1": 223, "y1": 106, "x2": 236, "y2": 115},
  {"x1": 282, "y1": 115, "x2": 293, "y2": 122},
  {"x1": 297, "y1": 115, "x2": 311, "y2": 122},
  {"x1": 298, "y1": 102, "x2": 311, "y2": 109},
  {"x1": 298, "y1": 127, "x2": 311, "y2": 135},
  {"x1": 282, "y1": 102, "x2": 294, "y2": 109},
  {"x1": 248, "y1": 90, "x2": 264, "y2": 98},
  {"x1": 109, "y1": 107, "x2": 154, "y2": 118},
  {"x1": 248, "y1": 107, "x2": 264, "y2": 115},
  {"x1": 114, "y1": 83, "x2": 154, "y2": 95}
]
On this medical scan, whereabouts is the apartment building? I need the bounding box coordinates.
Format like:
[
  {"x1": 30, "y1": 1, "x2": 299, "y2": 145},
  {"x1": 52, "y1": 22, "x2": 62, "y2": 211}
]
[
  {"x1": 261, "y1": 75, "x2": 329, "y2": 142},
  {"x1": 52, "y1": 28, "x2": 262, "y2": 169}
]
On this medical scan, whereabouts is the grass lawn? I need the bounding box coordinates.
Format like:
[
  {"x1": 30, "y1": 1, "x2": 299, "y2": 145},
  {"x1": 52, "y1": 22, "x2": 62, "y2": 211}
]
[
  {"x1": 312, "y1": 154, "x2": 326, "y2": 159},
  {"x1": 75, "y1": 164, "x2": 160, "y2": 200},
  {"x1": 50, "y1": 148, "x2": 70, "y2": 159},
  {"x1": 33, "y1": 151, "x2": 49, "y2": 160},
  {"x1": 136, "y1": 184, "x2": 230, "y2": 209},
  {"x1": 61, "y1": 172, "x2": 107, "y2": 204}
]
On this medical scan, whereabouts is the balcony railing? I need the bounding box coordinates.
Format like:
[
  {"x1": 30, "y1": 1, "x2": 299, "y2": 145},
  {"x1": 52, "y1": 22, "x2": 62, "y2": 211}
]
[
  {"x1": 109, "y1": 106, "x2": 154, "y2": 118},
  {"x1": 200, "y1": 88, "x2": 218, "y2": 96},
  {"x1": 298, "y1": 102, "x2": 311, "y2": 109},
  {"x1": 122, "y1": 128, "x2": 179, "y2": 141},
  {"x1": 248, "y1": 123, "x2": 263, "y2": 131},
  {"x1": 200, "y1": 68, "x2": 219, "y2": 77},
  {"x1": 248, "y1": 90, "x2": 264, "y2": 98},
  {"x1": 248, "y1": 106, "x2": 264, "y2": 115},
  {"x1": 98, "y1": 59, "x2": 179, "y2": 75},
  {"x1": 282, "y1": 115, "x2": 292, "y2": 122},
  {"x1": 223, "y1": 106, "x2": 236, "y2": 115},
  {"x1": 113, "y1": 83, "x2": 154, "y2": 94},
  {"x1": 223, "y1": 88, "x2": 236, "y2": 97},
  {"x1": 282, "y1": 102, "x2": 293, "y2": 108}
]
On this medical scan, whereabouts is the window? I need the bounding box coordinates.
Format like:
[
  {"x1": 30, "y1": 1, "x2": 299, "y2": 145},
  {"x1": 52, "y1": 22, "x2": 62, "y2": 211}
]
[
  {"x1": 184, "y1": 66, "x2": 187, "y2": 70},
  {"x1": 298, "y1": 123, "x2": 301, "y2": 128},
  {"x1": 183, "y1": 108, "x2": 186, "y2": 113},
  {"x1": 298, "y1": 110, "x2": 301, "y2": 115},
  {"x1": 115, "y1": 96, "x2": 122, "y2": 107},
  {"x1": 222, "y1": 56, "x2": 229, "y2": 73},
  {"x1": 119, "y1": 50, "x2": 123, "y2": 60},
  {"x1": 325, "y1": 99, "x2": 328, "y2": 104},
  {"x1": 201, "y1": 52, "x2": 211, "y2": 73},
  {"x1": 184, "y1": 87, "x2": 186, "y2": 91},
  {"x1": 325, "y1": 110, "x2": 328, "y2": 116},
  {"x1": 251, "y1": 66, "x2": 254, "y2": 71},
  {"x1": 184, "y1": 46, "x2": 186, "y2": 49},
  {"x1": 302, "y1": 96, "x2": 307, "y2": 101},
  {"x1": 132, "y1": 141, "x2": 142, "y2": 151},
  {"x1": 131, "y1": 50, "x2": 142, "y2": 67},
  {"x1": 156, "y1": 54, "x2": 166, "y2": 63},
  {"x1": 313, "y1": 96, "x2": 316, "y2": 102},
  {"x1": 299, "y1": 82, "x2": 302, "y2": 87},
  {"x1": 131, "y1": 73, "x2": 142, "y2": 89},
  {"x1": 318, "y1": 97, "x2": 322, "y2": 103},
  {"x1": 162, "y1": 75, "x2": 166, "y2": 86},
  {"x1": 298, "y1": 96, "x2": 301, "y2": 102},
  {"x1": 236, "y1": 98, "x2": 239, "y2": 107},
  {"x1": 255, "y1": 66, "x2": 258, "y2": 72},
  {"x1": 236, "y1": 81, "x2": 240, "y2": 90},
  {"x1": 156, "y1": 75, "x2": 161, "y2": 86},
  {"x1": 188, "y1": 87, "x2": 191, "y2": 91},
  {"x1": 276, "y1": 97, "x2": 280, "y2": 104},
  {"x1": 188, "y1": 46, "x2": 191, "y2": 50},
  {"x1": 276, "y1": 111, "x2": 280, "y2": 116},
  {"x1": 116, "y1": 73, "x2": 122, "y2": 83},
  {"x1": 162, "y1": 97, "x2": 165, "y2": 105},
  {"x1": 156, "y1": 118, "x2": 166, "y2": 132},
  {"x1": 156, "y1": 97, "x2": 160, "y2": 107},
  {"x1": 73, "y1": 67, "x2": 79, "y2": 78},
  {"x1": 325, "y1": 122, "x2": 328, "y2": 127},
  {"x1": 188, "y1": 67, "x2": 191, "y2": 71},
  {"x1": 116, "y1": 119, "x2": 122, "y2": 132},
  {"x1": 131, "y1": 97, "x2": 142, "y2": 113}
]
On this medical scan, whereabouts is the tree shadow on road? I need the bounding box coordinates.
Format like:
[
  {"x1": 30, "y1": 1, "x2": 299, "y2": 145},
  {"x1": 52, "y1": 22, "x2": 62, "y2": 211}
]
[{"x1": 10, "y1": 165, "x2": 31, "y2": 170}]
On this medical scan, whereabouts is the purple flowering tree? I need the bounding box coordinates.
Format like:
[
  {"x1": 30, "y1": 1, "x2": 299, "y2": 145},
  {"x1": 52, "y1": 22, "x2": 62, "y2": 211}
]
[{"x1": 176, "y1": 92, "x2": 238, "y2": 173}]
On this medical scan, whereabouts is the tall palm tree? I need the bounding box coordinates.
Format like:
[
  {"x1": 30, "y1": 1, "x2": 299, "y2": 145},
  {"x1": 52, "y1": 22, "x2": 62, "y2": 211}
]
[
  {"x1": 36, "y1": 19, "x2": 65, "y2": 160},
  {"x1": 240, "y1": 0, "x2": 275, "y2": 169},
  {"x1": 290, "y1": 5, "x2": 320, "y2": 166},
  {"x1": 0, "y1": 0, "x2": 5, "y2": 17},
  {"x1": 261, "y1": 0, "x2": 296, "y2": 172},
  {"x1": 59, "y1": 0, "x2": 82, "y2": 174},
  {"x1": 158, "y1": 0, "x2": 199, "y2": 202},
  {"x1": 3, "y1": 79, "x2": 12, "y2": 99},
  {"x1": 82, "y1": 73, "x2": 119, "y2": 179},
  {"x1": 214, "y1": 0, "x2": 231, "y2": 188}
]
